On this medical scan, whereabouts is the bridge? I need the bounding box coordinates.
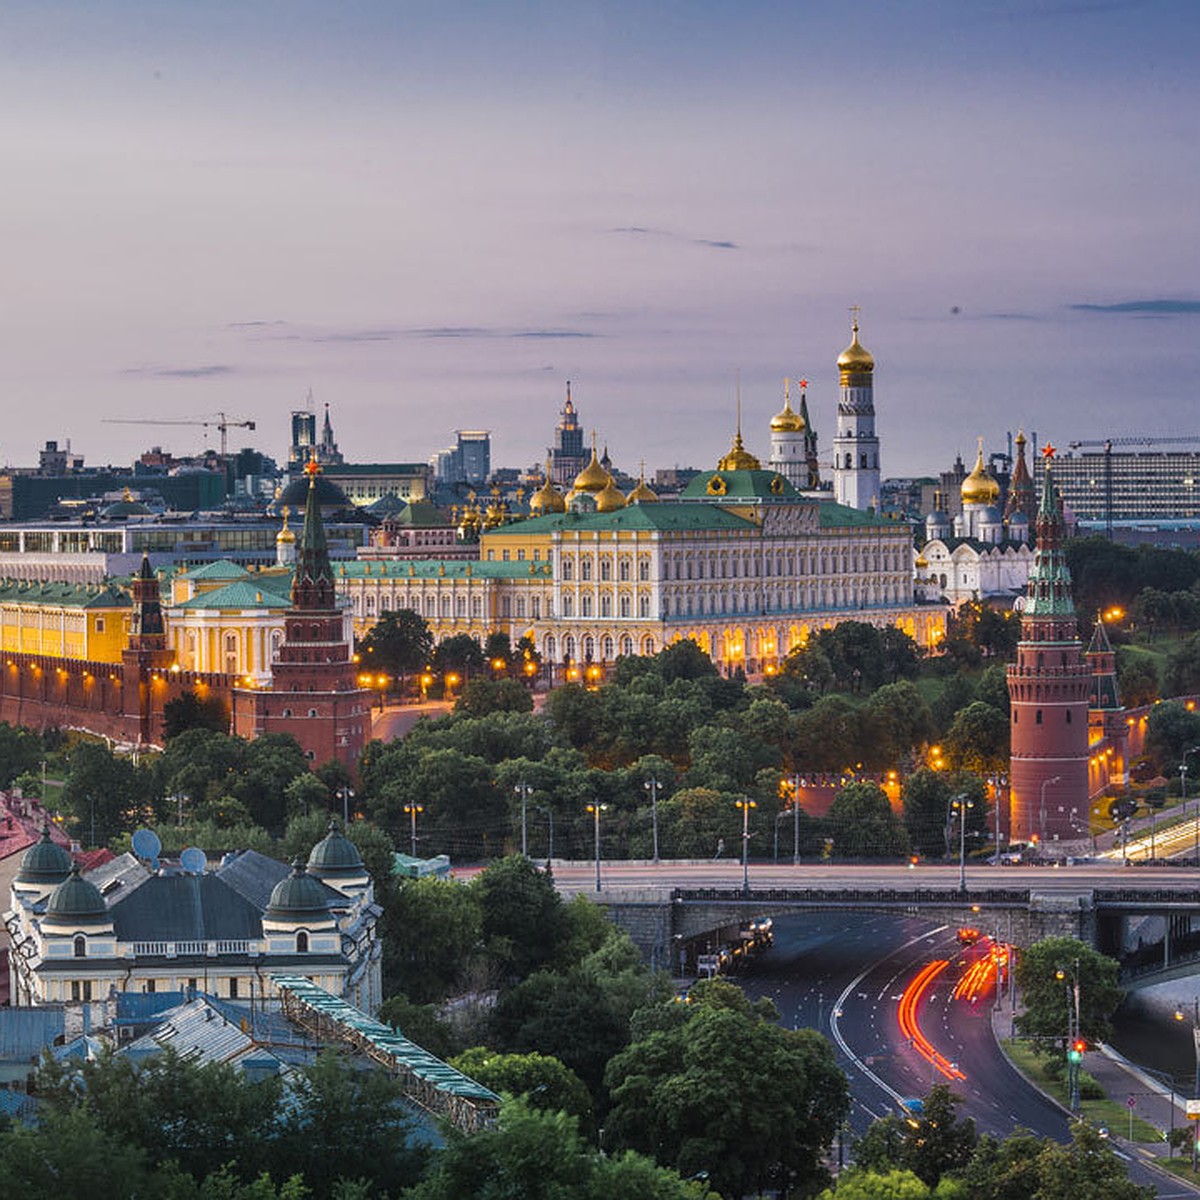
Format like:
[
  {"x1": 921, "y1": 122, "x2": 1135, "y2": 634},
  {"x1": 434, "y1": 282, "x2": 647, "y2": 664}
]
[{"x1": 545, "y1": 861, "x2": 1200, "y2": 974}]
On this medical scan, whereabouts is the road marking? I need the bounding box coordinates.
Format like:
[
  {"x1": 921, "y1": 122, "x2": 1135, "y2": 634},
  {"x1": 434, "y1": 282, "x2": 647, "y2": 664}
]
[{"x1": 829, "y1": 924, "x2": 950, "y2": 1111}]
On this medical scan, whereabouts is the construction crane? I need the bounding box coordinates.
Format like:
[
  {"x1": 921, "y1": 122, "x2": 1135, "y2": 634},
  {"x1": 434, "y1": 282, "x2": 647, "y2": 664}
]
[
  {"x1": 1065, "y1": 435, "x2": 1200, "y2": 540},
  {"x1": 102, "y1": 412, "x2": 257, "y2": 462}
]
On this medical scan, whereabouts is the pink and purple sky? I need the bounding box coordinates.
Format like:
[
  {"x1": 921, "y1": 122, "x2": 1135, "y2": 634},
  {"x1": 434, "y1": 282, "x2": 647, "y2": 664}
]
[{"x1": 2, "y1": 1, "x2": 1198, "y2": 478}]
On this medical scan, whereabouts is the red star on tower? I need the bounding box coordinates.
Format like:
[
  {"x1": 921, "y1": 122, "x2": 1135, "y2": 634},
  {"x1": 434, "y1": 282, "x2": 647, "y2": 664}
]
[{"x1": 1041, "y1": 442, "x2": 1057, "y2": 461}]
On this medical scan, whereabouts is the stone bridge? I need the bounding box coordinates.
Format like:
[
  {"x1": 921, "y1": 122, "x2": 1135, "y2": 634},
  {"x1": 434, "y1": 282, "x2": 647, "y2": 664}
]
[{"x1": 597, "y1": 884, "x2": 1200, "y2": 974}]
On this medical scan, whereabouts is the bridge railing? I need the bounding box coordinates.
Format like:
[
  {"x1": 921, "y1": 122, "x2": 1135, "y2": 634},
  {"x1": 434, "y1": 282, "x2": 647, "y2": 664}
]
[
  {"x1": 1094, "y1": 888, "x2": 1200, "y2": 906},
  {"x1": 671, "y1": 887, "x2": 1033, "y2": 906}
]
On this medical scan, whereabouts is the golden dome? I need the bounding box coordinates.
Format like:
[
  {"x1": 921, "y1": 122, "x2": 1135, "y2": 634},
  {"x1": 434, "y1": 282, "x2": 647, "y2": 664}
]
[
  {"x1": 915, "y1": 551, "x2": 929, "y2": 570},
  {"x1": 717, "y1": 431, "x2": 762, "y2": 472},
  {"x1": 595, "y1": 478, "x2": 627, "y2": 512},
  {"x1": 837, "y1": 315, "x2": 875, "y2": 375},
  {"x1": 961, "y1": 440, "x2": 1000, "y2": 506},
  {"x1": 276, "y1": 505, "x2": 296, "y2": 544},
  {"x1": 572, "y1": 443, "x2": 610, "y2": 493},
  {"x1": 529, "y1": 462, "x2": 566, "y2": 515},
  {"x1": 770, "y1": 381, "x2": 806, "y2": 434},
  {"x1": 627, "y1": 475, "x2": 658, "y2": 504}
]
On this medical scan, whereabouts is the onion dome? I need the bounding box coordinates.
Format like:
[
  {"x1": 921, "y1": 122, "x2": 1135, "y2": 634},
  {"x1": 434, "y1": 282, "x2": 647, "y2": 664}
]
[
  {"x1": 915, "y1": 551, "x2": 929, "y2": 570},
  {"x1": 627, "y1": 470, "x2": 658, "y2": 504},
  {"x1": 46, "y1": 865, "x2": 108, "y2": 925},
  {"x1": 275, "y1": 473, "x2": 351, "y2": 511},
  {"x1": 717, "y1": 431, "x2": 762, "y2": 472},
  {"x1": 837, "y1": 315, "x2": 875, "y2": 375},
  {"x1": 17, "y1": 826, "x2": 72, "y2": 886},
  {"x1": 572, "y1": 445, "x2": 610, "y2": 494},
  {"x1": 961, "y1": 440, "x2": 1001, "y2": 506},
  {"x1": 770, "y1": 381, "x2": 806, "y2": 433},
  {"x1": 595, "y1": 477, "x2": 627, "y2": 512},
  {"x1": 267, "y1": 859, "x2": 330, "y2": 920},
  {"x1": 307, "y1": 819, "x2": 365, "y2": 880},
  {"x1": 529, "y1": 460, "x2": 566, "y2": 515},
  {"x1": 276, "y1": 505, "x2": 296, "y2": 545}
]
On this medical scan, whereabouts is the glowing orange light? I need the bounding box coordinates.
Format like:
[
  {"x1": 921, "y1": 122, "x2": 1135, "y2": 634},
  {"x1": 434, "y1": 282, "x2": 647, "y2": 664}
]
[{"x1": 898, "y1": 961, "x2": 965, "y2": 1081}]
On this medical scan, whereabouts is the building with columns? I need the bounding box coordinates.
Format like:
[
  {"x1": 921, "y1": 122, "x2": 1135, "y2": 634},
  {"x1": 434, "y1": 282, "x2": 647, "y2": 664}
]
[
  {"x1": 1006, "y1": 450, "x2": 1091, "y2": 844},
  {"x1": 832, "y1": 312, "x2": 881, "y2": 512}
]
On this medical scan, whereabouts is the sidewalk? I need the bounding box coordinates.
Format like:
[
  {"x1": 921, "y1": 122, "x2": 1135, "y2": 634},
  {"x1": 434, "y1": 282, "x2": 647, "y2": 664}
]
[{"x1": 992, "y1": 1002, "x2": 1200, "y2": 1194}]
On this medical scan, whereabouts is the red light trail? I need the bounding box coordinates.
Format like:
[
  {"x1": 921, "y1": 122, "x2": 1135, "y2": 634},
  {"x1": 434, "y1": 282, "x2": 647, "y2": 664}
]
[{"x1": 897, "y1": 959, "x2": 966, "y2": 1082}]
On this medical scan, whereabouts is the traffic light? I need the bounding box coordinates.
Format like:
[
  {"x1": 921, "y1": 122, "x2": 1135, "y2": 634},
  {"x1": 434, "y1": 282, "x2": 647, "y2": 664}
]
[{"x1": 1068, "y1": 1039, "x2": 1086, "y2": 1063}]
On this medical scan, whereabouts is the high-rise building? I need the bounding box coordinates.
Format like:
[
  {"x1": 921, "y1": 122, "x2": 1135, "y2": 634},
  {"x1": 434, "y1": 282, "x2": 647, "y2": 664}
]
[
  {"x1": 832, "y1": 311, "x2": 880, "y2": 511},
  {"x1": 289, "y1": 409, "x2": 317, "y2": 469},
  {"x1": 1006, "y1": 450, "x2": 1091, "y2": 845},
  {"x1": 549, "y1": 382, "x2": 586, "y2": 487}
]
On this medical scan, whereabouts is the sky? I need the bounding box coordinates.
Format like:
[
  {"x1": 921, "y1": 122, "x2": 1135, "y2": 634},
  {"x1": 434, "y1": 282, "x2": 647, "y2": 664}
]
[{"x1": 1, "y1": 0, "x2": 1199, "y2": 480}]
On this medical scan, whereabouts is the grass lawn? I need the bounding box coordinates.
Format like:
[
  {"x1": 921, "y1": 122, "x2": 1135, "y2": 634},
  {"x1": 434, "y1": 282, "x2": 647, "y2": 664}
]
[
  {"x1": 1002, "y1": 1039, "x2": 1163, "y2": 1143},
  {"x1": 1155, "y1": 1157, "x2": 1200, "y2": 1180}
]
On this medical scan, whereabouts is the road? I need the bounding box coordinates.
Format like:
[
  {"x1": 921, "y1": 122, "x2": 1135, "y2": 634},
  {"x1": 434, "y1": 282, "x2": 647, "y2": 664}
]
[
  {"x1": 546, "y1": 857, "x2": 1200, "y2": 896},
  {"x1": 734, "y1": 912, "x2": 1181, "y2": 1195},
  {"x1": 370, "y1": 700, "x2": 453, "y2": 742}
]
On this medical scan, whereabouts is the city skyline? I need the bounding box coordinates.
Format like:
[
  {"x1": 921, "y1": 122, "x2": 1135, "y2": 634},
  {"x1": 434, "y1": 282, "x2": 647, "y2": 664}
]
[{"x1": 3, "y1": 1, "x2": 1199, "y2": 476}]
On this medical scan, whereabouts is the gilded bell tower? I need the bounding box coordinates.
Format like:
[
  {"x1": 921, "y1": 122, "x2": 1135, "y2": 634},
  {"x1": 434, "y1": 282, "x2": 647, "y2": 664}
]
[{"x1": 832, "y1": 308, "x2": 880, "y2": 511}]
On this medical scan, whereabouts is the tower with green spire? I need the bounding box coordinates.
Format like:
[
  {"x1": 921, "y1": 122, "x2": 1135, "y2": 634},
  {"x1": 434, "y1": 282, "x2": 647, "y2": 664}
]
[
  {"x1": 232, "y1": 456, "x2": 368, "y2": 772},
  {"x1": 1006, "y1": 448, "x2": 1091, "y2": 845}
]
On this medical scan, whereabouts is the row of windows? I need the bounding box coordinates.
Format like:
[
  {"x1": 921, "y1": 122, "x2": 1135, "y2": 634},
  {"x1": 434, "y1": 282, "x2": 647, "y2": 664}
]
[
  {"x1": 561, "y1": 557, "x2": 652, "y2": 582},
  {"x1": 561, "y1": 594, "x2": 652, "y2": 619}
]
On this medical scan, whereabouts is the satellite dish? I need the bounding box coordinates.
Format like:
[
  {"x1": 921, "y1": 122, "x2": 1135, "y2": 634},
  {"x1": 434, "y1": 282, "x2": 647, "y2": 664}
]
[
  {"x1": 180, "y1": 846, "x2": 208, "y2": 875},
  {"x1": 131, "y1": 828, "x2": 162, "y2": 861}
]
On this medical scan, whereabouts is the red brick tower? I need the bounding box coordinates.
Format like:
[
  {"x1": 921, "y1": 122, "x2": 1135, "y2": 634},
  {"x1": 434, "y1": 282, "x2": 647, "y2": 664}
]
[
  {"x1": 1006, "y1": 447, "x2": 1091, "y2": 845},
  {"x1": 233, "y1": 458, "x2": 369, "y2": 771},
  {"x1": 122, "y1": 553, "x2": 174, "y2": 747}
]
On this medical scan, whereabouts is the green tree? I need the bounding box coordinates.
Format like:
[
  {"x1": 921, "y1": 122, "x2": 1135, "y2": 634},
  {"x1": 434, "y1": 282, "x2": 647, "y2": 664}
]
[
  {"x1": 902, "y1": 769, "x2": 955, "y2": 859},
  {"x1": 455, "y1": 678, "x2": 534, "y2": 717},
  {"x1": 791, "y1": 695, "x2": 862, "y2": 773},
  {"x1": 378, "y1": 993, "x2": 460, "y2": 1061},
  {"x1": 1165, "y1": 631, "x2": 1200, "y2": 697},
  {"x1": 383, "y1": 875, "x2": 482, "y2": 1002},
  {"x1": 827, "y1": 782, "x2": 909, "y2": 858},
  {"x1": 657, "y1": 787, "x2": 740, "y2": 858},
  {"x1": 284, "y1": 771, "x2": 331, "y2": 819},
  {"x1": 432, "y1": 633, "x2": 486, "y2": 678},
  {"x1": 476, "y1": 854, "x2": 571, "y2": 980},
  {"x1": 1144, "y1": 700, "x2": 1200, "y2": 773},
  {"x1": 1116, "y1": 649, "x2": 1159, "y2": 707},
  {"x1": 604, "y1": 983, "x2": 849, "y2": 1198},
  {"x1": 943, "y1": 702, "x2": 1009, "y2": 775},
  {"x1": 450, "y1": 1048, "x2": 593, "y2": 1125},
  {"x1": 356, "y1": 607, "x2": 434, "y2": 684},
  {"x1": 229, "y1": 734, "x2": 309, "y2": 831},
  {"x1": 162, "y1": 689, "x2": 231, "y2": 740},
  {"x1": 61, "y1": 740, "x2": 152, "y2": 845},
  {"x1": 1014, "y1": 936, "x2": 1123, "y2": 1047},
  {"x1": 0, "y1": 723, "x2": 47, "y2": 788},
  {"x1": 862, "y1": 681, "x2": 936, "y2": 769},
  {"x1": 818, "y1": 1168, "x2": 935, "y2": 1199},
  {"x1": 851, "y1": 1085, "x2": 977, "y2": 1188}
]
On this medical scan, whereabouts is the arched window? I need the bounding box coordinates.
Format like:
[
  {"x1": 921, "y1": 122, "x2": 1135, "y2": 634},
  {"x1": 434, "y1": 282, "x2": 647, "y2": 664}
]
[
  {"x1": 600, "y1": 594, "x2": 611, "y2": 617},
  {"x1": 583, "y1": 636, "x2": 595, "y2": 660},
  {"x1": 581, "y1": 594, "x2": 593, "y2": 617},
  {"x1": 619, "y1": 560, "x2": 631, "y2": 582},
  {"x1": 563, "y1": 558, "x2": 574, "y2": 581},
  {"x1": 601, "y1": 635, "x2": 614, "y2": 660},
  {"x1": 639, "y1": 559, "x2": 650, "y2": 582},
  {"x1": 620, "y1": 635, "x2": 633, "y2": 656},
  {"x1": 73, "y1": 935, "x2": 86, "y2": 958},
  {"x1": 270, "y1": 630, "x2": 283, "y2": 662},
  {"x1": 224, "y1": 632, "x2": 238, "y2": 675},
  {"x1": 581, "y1": 559, "x2": 593, "y2": 582},
  {"x1": 600, "y1": 559, "x2": 611, "y2": 581},
  {"x1": 297, "y1": 931, "x2": 309, "y2": 953}
]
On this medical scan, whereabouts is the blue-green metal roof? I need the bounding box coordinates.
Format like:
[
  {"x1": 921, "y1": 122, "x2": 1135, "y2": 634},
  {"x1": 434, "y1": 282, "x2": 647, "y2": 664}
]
[
  {"x1": 176, "y1": 579, "x2": 292, "y2": 610},
  {"x1": 486, "y1": 504, "x2": 755, "y2": 536}
]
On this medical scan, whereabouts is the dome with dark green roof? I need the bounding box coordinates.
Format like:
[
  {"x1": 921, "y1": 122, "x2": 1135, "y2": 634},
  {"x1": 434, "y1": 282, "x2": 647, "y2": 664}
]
[
  {"x1": 307, "y1": 820, "x2": 364, "y2": 879},
  {"x1": 16, "y1": 827, "x2": 72, "y2": 885},
  {"x1": 267, "y1": 859, "x2": 331, "y2": 920},
  {"x1": 45, "y1": 866, "x2": 109, "y2": 925}
]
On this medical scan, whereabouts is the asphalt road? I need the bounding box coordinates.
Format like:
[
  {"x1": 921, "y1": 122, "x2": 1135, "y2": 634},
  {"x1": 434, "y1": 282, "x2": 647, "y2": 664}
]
[{"x1": 733, "y1": 912, "x2": 1181, "y2": 1196}]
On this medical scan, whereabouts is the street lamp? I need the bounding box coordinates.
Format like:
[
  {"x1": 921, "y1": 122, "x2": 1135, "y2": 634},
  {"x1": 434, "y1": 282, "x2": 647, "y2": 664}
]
[
  {"x1": 736, "y1": 797, "x2": 757, "y2": 895},
  {"x1": 338, "y1": 786, "x2": 354, "y2": 826},
  {"x1": 1056, "y1": 960, "x2": 1082, "y2": 1112},
  {"x1": 1174, "y1": 1000, "x2": 1200, "y2": 1101},
  {"x1": 514, "y1": 781, "x2": 533, "y2": 857},
  {"x1": 1039, "y1": 776, "x2": 1062, "y2": 849},
  {"x1": 534, "y1": 804, "x2": 555, "y2": 869},
  {"x1": 949, "y1": 794, "x2": 974, "y2": 893},
  {"x1": 990, "y1": 773, "x2": 1007, "y2": 862},
  {"x1": 586, "y1": 803, "x2": 608, "y2": 892},
  {"x1": 403, "y1": 803, "x2": 423, "y2": 857},
  {"x1": 643, "y1": 777, "x2": 662, "y2": 864}
]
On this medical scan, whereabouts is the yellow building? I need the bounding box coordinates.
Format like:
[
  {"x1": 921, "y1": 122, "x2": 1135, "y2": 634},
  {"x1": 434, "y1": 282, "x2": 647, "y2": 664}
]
[{"x1": 0, "y1": 580, "x2": 132, "y2": 663}]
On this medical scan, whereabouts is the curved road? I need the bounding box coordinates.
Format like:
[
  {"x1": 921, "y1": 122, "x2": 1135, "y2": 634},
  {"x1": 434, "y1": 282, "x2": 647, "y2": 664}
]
[{"x1": 733, "y1": 913, "x2": 1175, "y2": 1195}]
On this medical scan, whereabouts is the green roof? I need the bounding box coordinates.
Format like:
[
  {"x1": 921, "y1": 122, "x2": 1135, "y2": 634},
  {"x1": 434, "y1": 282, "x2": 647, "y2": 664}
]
[
  {"x1": 680, "y1": 468, "x2": 801, "y2": 500},
  {"x1": 0, "y1": 580, "x2": 131, "y2": 609},
  {"x1": 176, "y1": 579, "x2": 292, "y2": 610},
  {"x1": 336, "y1": 559, "x2": 552, "y2": 579},
  {"x1": 181, "y1": 560, "x2": 254, "y2": 581},
  {"x1": 817, "y1": 500, "x2": 901, "y2": 528},
  {"x1": 486, "y1": 503, "x2": 755, "y2": 536}
]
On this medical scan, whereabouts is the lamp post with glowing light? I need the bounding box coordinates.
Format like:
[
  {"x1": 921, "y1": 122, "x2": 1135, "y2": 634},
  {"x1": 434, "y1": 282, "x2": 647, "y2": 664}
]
[
  {"x1": 736, "y1": 798, "x2": 757, "y2": 895},
  {"x1": 403, "y1": 804, "x2": 423, "y2": 857},
  {"x1": 1056, "y1": 960, "x2": 1082, "y2": 1112},
  {"x1": 644, "y1": 777, "x2": 661, "y2": 864},
  {"x1": 949, "y1": 794, "x2": 973, "y2": 892},
  {"x1": 586, "y1": 803, "x2": 608, "y2": 892}
]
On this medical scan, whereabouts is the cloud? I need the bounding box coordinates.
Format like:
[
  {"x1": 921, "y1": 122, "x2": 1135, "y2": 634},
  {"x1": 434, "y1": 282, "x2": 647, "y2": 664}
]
[
  {"x1": 608, "y1": 226, "x2": 739, "y2": 250},
  {"x1": 1070, "y1": 299, "x2": 1200, "y2": 315},
  {"x1": 227, "y1": 320, "x2": 288, "y2": 329},
  {"x1": 259, "y1": 325, "x2": 597, "y2": 343},
  {"x1": 510, "y1": 329, "x2": 597, "y2": 339},
  {"x1": 123, "y1": 364, "x2": 234, "y2": 378}
]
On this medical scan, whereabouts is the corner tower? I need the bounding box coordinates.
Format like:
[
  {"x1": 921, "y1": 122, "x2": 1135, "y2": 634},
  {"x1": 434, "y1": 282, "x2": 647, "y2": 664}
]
[
  {"x1": 1006, "y1": 447, "x2": 1090, "y2": 845},
  {"x1": 832, "y1": 309, "x2": 880, "y2": 511}
]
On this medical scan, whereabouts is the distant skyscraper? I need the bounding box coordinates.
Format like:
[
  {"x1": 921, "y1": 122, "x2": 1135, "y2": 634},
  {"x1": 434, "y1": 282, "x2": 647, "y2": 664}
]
[
  {"x1": 550, "y1": 383, "x2": 586, "y2": 487},
  {"x1": 832, "y1": 311, "x2": 880, "y2": 512},
  {"x1": 290, "y1": 408, "x2": 316, "y2": 469},
  {"x1": 456, "y1": 431, "x2": 491, "y2": 485}
]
